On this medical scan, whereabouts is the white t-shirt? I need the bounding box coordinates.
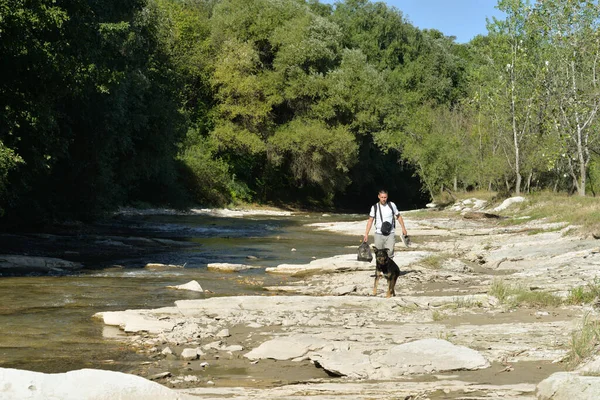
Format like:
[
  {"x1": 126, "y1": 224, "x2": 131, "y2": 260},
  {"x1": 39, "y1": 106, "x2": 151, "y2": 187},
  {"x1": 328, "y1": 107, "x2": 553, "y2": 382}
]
[{"x1": 369, "y1": 202, "x2": 399, "y2": 234}]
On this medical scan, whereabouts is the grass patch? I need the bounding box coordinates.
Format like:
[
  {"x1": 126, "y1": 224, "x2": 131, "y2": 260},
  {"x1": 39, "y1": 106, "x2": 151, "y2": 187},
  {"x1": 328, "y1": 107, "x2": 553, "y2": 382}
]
[
  {"x1": 432, "y1": 310, "x2": 446, "y2": 321},
  {"x1": 436, "y1": 330, "x2": 454, "y2": 341},
  {"x1": 565, "y1": 314, "x2": 600, "y2": 369},
  {"x1": 513, "y1": 290, "x2": 563, "y2": 308},
  {"x1": 452, "y1": 296, "x2": 484, "y2": 308},
  {"x1": 405, "y1": 208, "x2": 456, "y2": 220},
  {"x1": 566, "y1": 279, "x2": 600, "y2": 305},
  {"x1": 498, "y1": 191, "x2": 600, "y2": 235},
  {"x1": 419, "y1": 254, "x2": 446, "y2": 269},
  {"x1": 489, "y1": 279, "x2": 513, "y2": 304},
  {"x1": 415, "y1": 191, "x2": 600, "y2": 237},
  {"x1": 489, "y1": 279, "x2": 563, "y2": 308}
]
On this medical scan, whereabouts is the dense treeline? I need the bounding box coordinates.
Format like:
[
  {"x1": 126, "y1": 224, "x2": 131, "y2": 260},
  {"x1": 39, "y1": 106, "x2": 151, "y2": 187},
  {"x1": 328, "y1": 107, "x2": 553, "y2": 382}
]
[{"x1": 1, "y1": 0, "x2": 599, "y2": 224}]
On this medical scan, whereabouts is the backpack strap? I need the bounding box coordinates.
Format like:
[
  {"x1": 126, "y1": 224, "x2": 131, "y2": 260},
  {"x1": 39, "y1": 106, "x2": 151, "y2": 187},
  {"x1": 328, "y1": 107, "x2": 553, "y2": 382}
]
[{"x1": 388, "y1": 202, "x2": 396, "y2": 228}]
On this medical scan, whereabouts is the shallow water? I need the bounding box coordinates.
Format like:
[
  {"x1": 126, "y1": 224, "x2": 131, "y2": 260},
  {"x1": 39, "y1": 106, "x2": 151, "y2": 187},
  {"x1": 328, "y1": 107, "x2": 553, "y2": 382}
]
[{"x1": 0, "y1": 211, "x2": 364, "y2": 373}]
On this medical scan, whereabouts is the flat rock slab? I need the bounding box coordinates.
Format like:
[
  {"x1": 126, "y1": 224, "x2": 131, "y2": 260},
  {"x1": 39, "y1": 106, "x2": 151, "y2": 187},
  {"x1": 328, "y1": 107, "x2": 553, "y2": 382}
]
[
  {"x1": 95, "y1": 309, "x2": 177, "y2": 334},
  {"x1": 180, "y1": 380, "x2": 536, "y2": 399},
  {"x1": 377, "y1": 338, "x2": 490, "y2": 374},
  {"x1": 265, "y1": 252, "x2": 429, "y2": 276},
  {"x1": 311, "y1": 339, "x2": 489, "y2": 379},
  {"x1": 245, "y1": 335, "x2": 331, "y2": 361},
  {"x1": 207, "y1": 263, "x2": 262, "y2": 272},
  {"x1": 266, "y1": 254, "x2": 373, "y2": 276}
]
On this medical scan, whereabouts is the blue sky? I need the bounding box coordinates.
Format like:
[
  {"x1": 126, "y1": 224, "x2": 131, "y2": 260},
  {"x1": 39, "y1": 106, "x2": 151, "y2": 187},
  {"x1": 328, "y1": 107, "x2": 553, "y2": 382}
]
[{"x1": 323, "y1": 0, "x2": 505, "y2": 44}]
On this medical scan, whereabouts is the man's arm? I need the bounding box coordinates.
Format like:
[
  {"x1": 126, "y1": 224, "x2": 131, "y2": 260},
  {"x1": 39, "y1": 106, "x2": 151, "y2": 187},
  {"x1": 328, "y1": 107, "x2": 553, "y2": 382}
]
[
  {"x1": 397, "y1": 214, "x2": 407, "y2": 236},
  {"x1": 363, "y1": 216, "x2": 374, "y2": 242}
]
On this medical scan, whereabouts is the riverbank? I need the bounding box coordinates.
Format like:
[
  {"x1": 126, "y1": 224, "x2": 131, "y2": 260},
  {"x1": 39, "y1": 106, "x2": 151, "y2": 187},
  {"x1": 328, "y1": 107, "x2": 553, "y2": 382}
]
[
  {"x1": 93, "y1": 198, "x2": 600, "y2": 398},
  {"x1": 4, "y1": 197, "x2": 600, "y2": 399}
]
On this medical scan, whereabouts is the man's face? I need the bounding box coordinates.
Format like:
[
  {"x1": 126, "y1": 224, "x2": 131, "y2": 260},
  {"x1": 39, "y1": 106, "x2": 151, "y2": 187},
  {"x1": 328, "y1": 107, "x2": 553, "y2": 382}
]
[{"x1": 378, "y1": 192, "x2": 388, "y2": 204}]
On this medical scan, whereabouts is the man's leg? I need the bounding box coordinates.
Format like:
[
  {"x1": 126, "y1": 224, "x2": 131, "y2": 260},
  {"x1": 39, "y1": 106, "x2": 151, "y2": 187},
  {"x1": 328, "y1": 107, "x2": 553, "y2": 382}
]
[
  {"x1": 383, "y1": 234, "x2": 396, "y2": 258},
  {"x1": 373, "y1": 233, "x2": 385, "y2": 250},
  {"x1": 374, "y1": 233, "x2": 395, "y2": 258}
]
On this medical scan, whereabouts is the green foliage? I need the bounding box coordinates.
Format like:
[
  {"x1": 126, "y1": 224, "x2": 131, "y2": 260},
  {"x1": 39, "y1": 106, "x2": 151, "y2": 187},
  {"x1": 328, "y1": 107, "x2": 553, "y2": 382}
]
[
  {"x1": 0, "y1": 141, "x2": 24, "y2": 216},
  {"x1": 331, "y1": 0, "x2": 416, "y2": 70},
  {"x1": 312, "y1": 49, "x2": 388, "y2": 134},
  {"x1": 178, "y1": 132, "x2": 233, "y2": 206},
  {"x1": 1, "y1": 0, "x2": 186, "y2": 222},
  {"x1": 269, "y1": 119, "x2": 357, "y2": 195},
  {"x1": 154, "y1": 0, "x2": 215, "y2": 125},
  {"x1": 8, "y1": 0, "x2": 600, "y2": 224}
]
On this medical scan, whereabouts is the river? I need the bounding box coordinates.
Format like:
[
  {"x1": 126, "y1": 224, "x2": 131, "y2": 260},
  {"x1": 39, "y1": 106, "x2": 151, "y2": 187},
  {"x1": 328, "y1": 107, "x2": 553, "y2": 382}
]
[{"x1": 0, "y1": 209, "x2": 364, "y2": 374}]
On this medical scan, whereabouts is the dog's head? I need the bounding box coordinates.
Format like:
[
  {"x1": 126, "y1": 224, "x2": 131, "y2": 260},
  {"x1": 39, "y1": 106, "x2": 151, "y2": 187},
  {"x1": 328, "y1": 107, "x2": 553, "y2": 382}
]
[{"x1": 372, "y1": 246, "x2": 390, "y2": 264}]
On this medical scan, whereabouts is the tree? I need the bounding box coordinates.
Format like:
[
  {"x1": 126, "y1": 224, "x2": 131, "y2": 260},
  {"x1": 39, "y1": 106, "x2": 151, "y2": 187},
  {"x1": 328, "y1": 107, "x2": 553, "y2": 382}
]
[
  {"x1": 533, "y1": 0, "x2": 600, "y2": 195},
  {"x1": 486, "y1": 0, "x2": 543, "y2": 195},
  {"x1": 0, "y1": 0, "x2": 185, "y2": 222}
]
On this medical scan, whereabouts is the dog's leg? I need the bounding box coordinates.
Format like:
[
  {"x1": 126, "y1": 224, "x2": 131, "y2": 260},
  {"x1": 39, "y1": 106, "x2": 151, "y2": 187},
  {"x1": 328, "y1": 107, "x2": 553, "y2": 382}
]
[
  {"x1": 388, "y1": 275, "x2": 398, "y2": 297},
  {"x1": 373, "y1": 273, "x2": 380, "y2": 296}
]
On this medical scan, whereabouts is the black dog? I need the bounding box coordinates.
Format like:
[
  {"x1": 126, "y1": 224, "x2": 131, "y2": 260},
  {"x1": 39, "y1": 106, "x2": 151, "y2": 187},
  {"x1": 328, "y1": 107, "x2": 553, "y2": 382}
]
[{"x1": 372, "y1": 247, "x2": 400, "y2": 298}]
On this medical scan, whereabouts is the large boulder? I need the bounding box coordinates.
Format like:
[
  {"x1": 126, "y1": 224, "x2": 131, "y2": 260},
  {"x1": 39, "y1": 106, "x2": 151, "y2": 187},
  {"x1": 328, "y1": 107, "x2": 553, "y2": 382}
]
[
  {"x1": 0, "y1": 368, "x2": 191, "y2": 400},
  {"x1": 493, "y1": 196, "x2": 526, "y2": 212},
  {"x1": 537, "y1": 372, "x2": 600, "y2": 400}
]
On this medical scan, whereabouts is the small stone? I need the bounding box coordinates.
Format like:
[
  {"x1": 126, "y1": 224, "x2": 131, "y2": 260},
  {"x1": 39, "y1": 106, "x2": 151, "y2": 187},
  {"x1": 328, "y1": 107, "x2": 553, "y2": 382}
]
[
  {"x1": 223, "y1": 345, "x2": 243, "y2": 352},
  {"x1": 216, "y1": 329, "x2": 230, "y2": 338},
  {"x1": 180, "y1": 348, "x2": 202, "y2": 361},
  {"x1": 148, "y1": 372, "x2": 171, "y2": 380}
]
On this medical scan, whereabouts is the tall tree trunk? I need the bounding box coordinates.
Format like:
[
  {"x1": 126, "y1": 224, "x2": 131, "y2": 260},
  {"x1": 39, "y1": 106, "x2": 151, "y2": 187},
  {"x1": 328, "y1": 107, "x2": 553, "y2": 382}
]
[
  {"x1": 577, "y1": 124, "x2": 586, "y2": 196},
  {"x1": 453, "y1": 175, "x2": 458, "y2": 192},
  {"x1": 526, "y1": 172, "x2": 533, "y2": 193},
  {"x1": 510, "y1": 53, "x2": 521, "y2": 195}
]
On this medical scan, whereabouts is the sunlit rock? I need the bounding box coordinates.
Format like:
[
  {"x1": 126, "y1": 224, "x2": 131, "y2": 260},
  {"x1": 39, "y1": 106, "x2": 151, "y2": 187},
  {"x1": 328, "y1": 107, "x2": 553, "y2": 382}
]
[
  {"x1": 537, "y1": 372, "x2": 600, "y2": 400},
  {"x1": 167, "y1": 280, "x2": 203, "y2": 292},
  {"x1": 0, "y1": 368, "x2": 190, "y2": 400}
]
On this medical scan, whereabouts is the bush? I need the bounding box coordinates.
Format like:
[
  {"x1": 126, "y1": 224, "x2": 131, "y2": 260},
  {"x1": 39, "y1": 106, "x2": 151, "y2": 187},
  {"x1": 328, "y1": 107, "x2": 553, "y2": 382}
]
[{"x1": 177, "y1": 135, "x2": 233, "y2": 206}]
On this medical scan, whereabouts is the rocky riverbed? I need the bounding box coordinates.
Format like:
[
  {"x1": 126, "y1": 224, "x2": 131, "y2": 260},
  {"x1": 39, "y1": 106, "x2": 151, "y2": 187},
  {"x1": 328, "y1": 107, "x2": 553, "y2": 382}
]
[{"x1": 4, "y1": 198, "x2": 600, "y2": 399}]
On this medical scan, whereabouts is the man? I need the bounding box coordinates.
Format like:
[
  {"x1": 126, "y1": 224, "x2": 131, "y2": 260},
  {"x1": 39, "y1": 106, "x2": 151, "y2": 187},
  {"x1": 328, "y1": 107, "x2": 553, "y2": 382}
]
[{"x1": 363, "y1": 189, "x2": 407, "y2": 259}]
